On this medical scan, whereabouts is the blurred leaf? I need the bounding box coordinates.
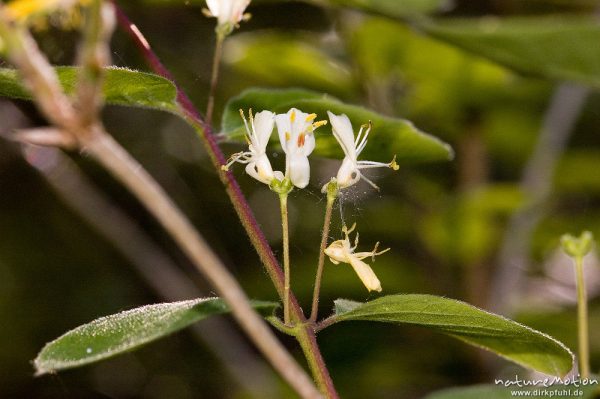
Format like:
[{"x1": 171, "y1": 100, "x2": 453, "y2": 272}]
[
  {"x1": 349, "y1": 16, "x2": 512, "y2": 141},
  {"x1": 424, "y1": 382, "x2": 600, "y2": 399},
  {"x1": 422, "y1": 16, "x2": 600, "y2": 88},
  {"x1": 419, "y1": 185, "x2": 524, "y2": 265},
  {"x1": 555, "y1": 150, "x2": 600, "y2": 194},
  {"x1": 34, "y1": 298, "x2": 277, "y2": 375},
  {"x1": 222, "y1": 88, "x2": 453, "y2": 163},
  {"x1": 324, "y1": 0, "x2": 451, "y2": 17},
  {"x1": 224, "y1": 33, "x2": 355, "y2": 98},
  {"x1": 331, "y1": 295, "x2": 574, "y2": 376},
  {"x1": 0, "y1": 66, "x2": 179, "y2": 113}
]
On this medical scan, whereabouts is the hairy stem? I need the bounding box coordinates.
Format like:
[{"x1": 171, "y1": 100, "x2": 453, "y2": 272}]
[
  {"x1": 113, "y1": 5, "x2": 339, "y2": 396},
  {"x1": 310, "y1": 191, "x2": 336, "y2": 322},
  {"x1": 76, "y1": 0, "x2": 114, "y2": 126},
  {"x1": 0, "y1": 6, "x2": 322, "y2": 397},
  {"x1": 279, "y1": 193, "x2": 291, "y2": 325},
  {"x1": 297, "y1": 326, "x2": 340, "y2": 399},
  {"x1": 206, "y1": 32, "x2": 224, "y2": 126},
  {"x1": 574, "y1": 256, "x2": 590, "y2": 378},
  {"x1": 22, "y1": 145, "x2": 279, "y2": 397}
]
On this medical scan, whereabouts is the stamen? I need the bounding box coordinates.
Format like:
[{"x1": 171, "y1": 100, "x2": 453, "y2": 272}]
[
  {"x1": 343, "y1": 223, "x2": 357, "y2": 236},
  {"x1": 290, "y1": 110, "x2": 296, "y2": 123},
  {"x1": 361, "y1": 174, "x2": 380, "y2": 191},
  {"x1": 312, "y1": 120, "x2": 328, "y2": 129},
  {"x1": 240, "y1": 109, "x2": 250, "y2": 132},
  {"x1": 221, "y1": 151, "x2": 246, "y2": 171},
  {"x1": 305, "y1": 113, "x2": 317, "y2": 122},
  {"x1": 249, "y1": 108, "x2": 256, "y2": 139},
  {"x1": 297, "y1": 133, "x2": 306, "y2": 147},
  {"x1": 356, "y1": 121, "x2": 371, "y2": 155},
  {"x1": 372, "y1": 243, "x2": 390, "y2": 260},
  {"x1": 389, "y1": 155, "x2": 399, "y2": 171},
  {"x1": 285, "y1": 131, "x2": 291, "y2": 141}
]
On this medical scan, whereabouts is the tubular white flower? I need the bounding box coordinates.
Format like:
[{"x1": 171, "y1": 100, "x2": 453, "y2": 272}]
[
  {"x1": 222, "y1": 109, "x2": 281, "y2": 185},
  {"x1": 275, "y1": 108, "x2": 326, "y2": 189},
  {"x1": 205, "y1": 0, "x2": 250, "y2": 28},
  {"x1": 325, "y1": 111, "x2": 398, "y2": 192},
  {"x1": 324, "y1": 224, "x2": 389, "y2": 292}
]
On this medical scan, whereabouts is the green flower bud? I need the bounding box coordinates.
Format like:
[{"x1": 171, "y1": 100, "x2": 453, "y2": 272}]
[{"x1": 560, "y1": 231, "x2": 594, "y2": 258}]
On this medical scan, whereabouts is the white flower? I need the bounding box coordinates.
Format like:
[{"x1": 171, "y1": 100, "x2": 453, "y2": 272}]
[
  {"x1": 324, "y1": 224, "x2": 389, "y2": 292},
  {"x1": 222, "y1": 109, "x2": 281, "y2": 185},
  {"x1": 275, "y1": 108, "x2": 326, "y2": 189},
  {"x1": 205, "y1": 0, "x2": 250, "y2": 28},
  {"x1": 325, "y1": 111, "x2": 398, "y2": 192}
]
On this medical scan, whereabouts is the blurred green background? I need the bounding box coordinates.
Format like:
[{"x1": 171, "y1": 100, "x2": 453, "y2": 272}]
[{"x1": 1, "y1": 0, "x2": 600, "y2": 398}]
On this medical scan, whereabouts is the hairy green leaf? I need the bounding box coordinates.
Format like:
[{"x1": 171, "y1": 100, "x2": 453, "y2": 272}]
[
  {"x1": 332, "y1": 295, "x2": 573, "y2": 376},
  {"x1": 0, "y1": 66, "x2": 179, "y2": 112},
  {"x1": 421, "y1": 16, "x2": 600, "y2": 88},
  {"x1": 34, "y1": 298, "x2": 277, "y2": 375},
  {"x1": 222, "y1": 88, "x2": 453, "y2": 163}
]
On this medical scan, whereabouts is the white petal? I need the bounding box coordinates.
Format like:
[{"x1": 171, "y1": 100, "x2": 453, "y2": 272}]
[
  {"x1": 289, "y1": 153, "x2": 310, "y2": 188},
  {"x1": 245, "y1": 153, "x2": 274, "y2": 184},
  {"x1": 252, "y1": 110, "x2": 274, "y2": 151},
  {"x1": 336, "y1": 157, "x2": 360, "y2": 188},
  {"x1": 232, "y1": 0, "x2": 250, "y2": 22},
  {"x1": 289, "y1": 108, "x2": 306, "y2": 140},
  {"x1": 301, "y1": 131, "x2": 315, "y2": 156},
  {"x1": 206, "y1": 0, "x2": 221, "y2": 16},
  {"x1": 327, "y1": 111, "x2": 356, "y2": 160},
  {"x1": 275, "y1": 112, "x2": 293, "y2": 153},
  {"x1": 348, "y1": 255, "x2": 382, "y2": 292}
]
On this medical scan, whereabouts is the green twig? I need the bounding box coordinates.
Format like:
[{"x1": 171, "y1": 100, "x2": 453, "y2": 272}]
[
  {"x1": 561, "y1": 231, "x2": 593, "y2": 378},
  {"x1": 206, "y1": 32, "x2": 224, "y2": 126},
  {"x1": 0, "y1": 7, "x2": 323, "y2": 397},
  {"x1": 310, "y1": 182, "x2": 338, "y2": 322},
  {"x1": 112, "y1": 6, "x2": 340, "y2": 396},
  {"x1": 574, "y1": 255, "x2": 590, "y2": 378},
  {"x1": 280, "y1": 193, "x2": 291, "y2": 325}
]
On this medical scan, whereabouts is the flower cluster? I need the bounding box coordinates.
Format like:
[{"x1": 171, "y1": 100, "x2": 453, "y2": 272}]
[
  {"x1": 224, "y1": 108, "x2": 398, "y2": 292},
  {"x1": 223, "y1": 108, "x2": 398, "y2": 194},
  {"x1": 223, "y1": 108, "x2": 327, "y2": 192}
]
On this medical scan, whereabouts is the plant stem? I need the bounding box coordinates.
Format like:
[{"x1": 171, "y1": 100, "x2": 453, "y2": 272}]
[
  {"x1": 206, "y1": 32, "x2": 224, "y2": 126},
  {"x1": 113, "y1": 6, "x2": 340, "y2": 396},
  {"x1": 0, "y1": 8, "x2": 322, "y2": 396},
  {"x1": 574, "y1": 255, "x2": 590, "y2": 378},
  {"x1": 296, "y1": 326, "x2": 340, "y2": 399},
  {"x1": 114, "y1": 3, "x2": 287, "y2": 300},
  {"x1": 310, "y1": 191, "x2": 336, "y2": 322},
  {"x1": 83, "y1": 130, "x2": 322, "y2": 399},
  {"x1": 279, "y1": 193, "x2": 291, "y2": 325},
  {"x1": 23, "y1": 145, "x2": 279, "y2": 397}
]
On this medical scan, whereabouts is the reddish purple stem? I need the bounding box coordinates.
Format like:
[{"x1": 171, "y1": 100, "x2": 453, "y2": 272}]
[
  {"x1": 111, "y1": 5, "x2": 339, "y2": 397},
  {"x1": 112, "y1": 1, "x2": 288, "y2": 302}
]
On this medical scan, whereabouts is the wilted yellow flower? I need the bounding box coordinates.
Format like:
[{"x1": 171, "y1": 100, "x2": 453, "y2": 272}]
[{"x1": 324, "y1": 224, "x2": 389, "y2": 292}]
